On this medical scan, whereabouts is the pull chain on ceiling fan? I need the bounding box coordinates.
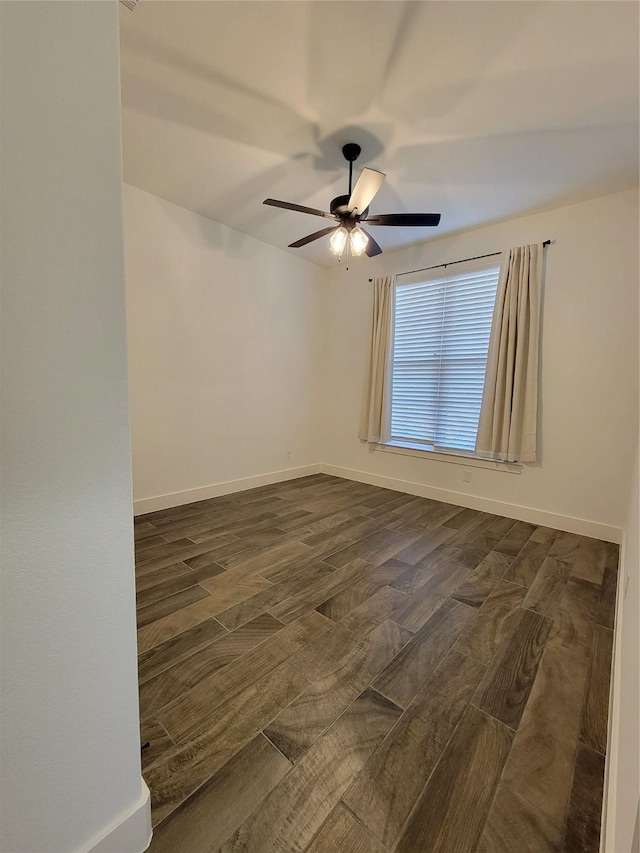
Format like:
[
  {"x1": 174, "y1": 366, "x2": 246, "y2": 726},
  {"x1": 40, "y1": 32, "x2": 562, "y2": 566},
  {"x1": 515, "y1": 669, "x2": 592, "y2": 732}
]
[{"x1": 263, "y1": 143, "x2": 441, "y2": 260}]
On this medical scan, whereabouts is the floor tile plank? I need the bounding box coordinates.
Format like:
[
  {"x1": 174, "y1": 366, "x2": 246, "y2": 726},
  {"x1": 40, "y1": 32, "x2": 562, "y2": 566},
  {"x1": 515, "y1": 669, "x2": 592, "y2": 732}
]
[
  {"x1": 268, "y1": 559, "x2": 374, "y2": 624},
  {"x1": 315, "y1": 563, "x2": 404, "y2": 622},
  {"x1": 137, "y1": 537, "x2": 241, "y2": 575},
  {"x1": 451, "y1": 553, "x2": 501, "y2": 608},
  {"x1": 159, "y1": 611, "x2": 332, "y2": 743},
  {"x1": 474, "y1": 607, "x2": 552, "y2": 729},
  {"x1": 322, "y1": 528, "x2": 414, "y2": 569},
  {"x1": 494, "y1": 521, "x2": 537, "y2": 558},
  {"x1": 136, "y1": 563, "x2": 225, "y2": 610},
  {"x1": 182, "y1": 539, "x2": 249, "y2": 568},
  {"x1": 443, "y1": 507, "x2": 483, "y2": 530},
  {"x1": 503, "y1": 533, "x2": 558, "y2": 588},
  {"x1": 476, "y1": 783, "x2": 563, "y2": 852},
  {"x1": 221, "y1": 689, "x2": 402, "y2": 853},
  {"x1": 500, "y1": 641, "x2": 591, "y2": 828},
  {"x1": 147, "y1": 734, "x2": 290, "y2": 853},
  {"x1": 549, "y1": 577, "x2": 599, "y2": 654},
  {"x1": 139, "y1": 613, "x2": 283, "y2": 719},
  {"x1": 596, "y1": 543, "x2": 619, "y2": 629},
  {"x1": 287, "y1": 587, "x2": 409, "y2": 684},
  {"x1": 145, "y1": 662, "x2": 308, "y2": 826},
  {"x1": 135, "y1": 561, "x2": 196, "y2": 593},
  {"x1": 389, "y1": 544, "x2": 468, "y2": 596},
  {"x1": 522, "y1": 555, "x2": 572, "y2": 619},
  {"x1": 198, "y1": 574, "x2": 273, "y2": 609},
  {"x1": 391, "y1": 585, "x2": 446, "y2": 632},
  {"x1": 214, "y1": 587, "x2": 281, "y2": 631},
  {"x1": 579, "y1": 625, "x2": 614, "y2": 754},
  {"x1": 134, "y1": 521, "x2": 159, "y2": 541},
  {"x1": 136, "y1": 584, "x2": 210, "y2": 629},
  {"x1": 343, "y1": 650, "x2": 485, "y2": 848},
  {"x1": 305, "y1": 804, "x2": 386, "y2": 853},
  {"x1": 135, "y1": 537, "x2": 198, "y2": 567},
  {"x1": 339, "y1": 586, "x2": 408, "y2": 636},
  {"x1": 373, "y1": 598, "x2": 475, "y2": 708},
  {"x1": 571, "y1": 537, "x2": 609, "y2": 586},
  {"x1": 454, "y1": 579, "x2": 527, "y2": 665},
  {"x1": 217, "y1": 539, "x2": 313, "y2": 584},
  {"x1": 390, "y1": 525, "x2": 454, "y2": 566},
  {"x1": 394, "y1": 705, "x2": 513, "y2": 853},
  {"x1": 263, "y1": 619, "x2": 411, "y2": 762},
  {"x1": 137, "y1": 578, "x2": 270, "y2": 654},
  {"x1": 140, "y1": 720, "x2": 174, "y2": 773},
  {"x1": 548, "y1": 531, "x2": 583, "y2": 566},
  {"x1": 138, "y1": 617, "x2": 227, "y2": 685},
  {"x1": 563, "y1": 745, "x2": 606, "y2": 853}
]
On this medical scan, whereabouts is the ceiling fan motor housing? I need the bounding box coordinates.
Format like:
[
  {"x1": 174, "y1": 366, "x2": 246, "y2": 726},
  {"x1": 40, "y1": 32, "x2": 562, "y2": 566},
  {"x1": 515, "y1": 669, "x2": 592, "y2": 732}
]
[{"x1": 330, "y1": 193, "x2": 369, "y2": 222}]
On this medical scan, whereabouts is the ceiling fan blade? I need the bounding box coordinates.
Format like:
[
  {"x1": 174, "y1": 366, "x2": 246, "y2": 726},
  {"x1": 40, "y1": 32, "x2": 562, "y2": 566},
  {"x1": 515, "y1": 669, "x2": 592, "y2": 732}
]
[
  {"x1": 361, "y1": 228, "x2": 383, "y2": 257},
  {"x1": 364, "y1": 213, "x2": 441, "y2": 227},
  {"x1": 263, "y1": 198, "x2": 336, "y2": 219},
  {"x1": 347, "y1": 168, "x2": 386, "y2": 215},
  {"x1": 288, "y1": 226, "x2": 338, "y2": 248}
]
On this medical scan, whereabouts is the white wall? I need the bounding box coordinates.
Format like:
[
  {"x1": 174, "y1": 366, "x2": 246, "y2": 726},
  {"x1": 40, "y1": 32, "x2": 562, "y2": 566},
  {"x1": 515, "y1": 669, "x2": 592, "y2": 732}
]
[
  {"x1": 322, "y1": 188, "x2": 639, "y2": 540},
  {"x1": 124, "y1": 185, "x2": 325, "y2": 512},
  {"x1": 0, "y1": 3, "x2": 149, "y2": 852}
]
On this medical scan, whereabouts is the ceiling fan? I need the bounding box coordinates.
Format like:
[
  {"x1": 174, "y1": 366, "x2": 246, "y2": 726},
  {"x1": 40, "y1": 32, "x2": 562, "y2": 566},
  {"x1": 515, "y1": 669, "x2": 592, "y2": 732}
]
[{"x1": 263, "y1": 143, "x2": 441, "y2": 259}]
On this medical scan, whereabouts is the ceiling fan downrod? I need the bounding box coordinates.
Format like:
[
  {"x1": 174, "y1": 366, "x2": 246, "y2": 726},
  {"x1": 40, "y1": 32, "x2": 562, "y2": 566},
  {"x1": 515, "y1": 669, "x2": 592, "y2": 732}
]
[{"x1": 342, "y1": 142, "x2": 362, "y2": 197}]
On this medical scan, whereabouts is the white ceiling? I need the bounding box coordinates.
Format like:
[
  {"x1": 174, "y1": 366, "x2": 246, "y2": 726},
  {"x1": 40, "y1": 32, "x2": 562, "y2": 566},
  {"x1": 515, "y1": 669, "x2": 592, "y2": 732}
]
[{"x1": 120, "y1": 1, "x2": 639, "y2": 267}]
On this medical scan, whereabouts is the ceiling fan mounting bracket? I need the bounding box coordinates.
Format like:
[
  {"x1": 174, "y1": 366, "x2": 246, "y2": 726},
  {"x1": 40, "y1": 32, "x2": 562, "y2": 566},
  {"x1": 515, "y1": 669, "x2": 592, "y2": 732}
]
[{"x1": 342, "y1": 143, "x2": 361, "y2": 163}]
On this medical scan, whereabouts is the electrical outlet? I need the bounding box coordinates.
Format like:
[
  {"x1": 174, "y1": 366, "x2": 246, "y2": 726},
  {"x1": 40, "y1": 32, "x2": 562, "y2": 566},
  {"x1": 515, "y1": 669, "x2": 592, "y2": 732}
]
[
  {"x1": 463, "y1": 470, "x2": 472, "y2": 483},
  {"x1": 285, "y1": 450, "x2": 292, "y2": 461}
]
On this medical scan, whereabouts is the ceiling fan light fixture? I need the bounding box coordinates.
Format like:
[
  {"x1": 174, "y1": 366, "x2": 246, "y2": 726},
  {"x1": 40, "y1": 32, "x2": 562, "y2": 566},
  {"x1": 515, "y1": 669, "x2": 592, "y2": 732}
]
[
  {"x1": 264, "y1": 142, "x2": 441, "y2": 260},
  {"x1": 329, "y1": 226, "x2": 348, "y2": 256},
  {"x1": 350, "y1": 227, "x2": 369, "y2": 256}
]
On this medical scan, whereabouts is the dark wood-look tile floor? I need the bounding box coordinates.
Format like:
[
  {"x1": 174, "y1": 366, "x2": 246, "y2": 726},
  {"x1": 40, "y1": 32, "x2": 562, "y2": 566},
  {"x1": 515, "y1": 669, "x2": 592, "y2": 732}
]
[{"x1": 134, "y1": 474, "x2": 618, "y2": 853}]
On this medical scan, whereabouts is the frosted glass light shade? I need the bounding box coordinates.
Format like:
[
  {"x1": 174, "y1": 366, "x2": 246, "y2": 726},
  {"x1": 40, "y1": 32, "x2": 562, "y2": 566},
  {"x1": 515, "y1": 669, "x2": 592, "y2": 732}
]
[
  {"x1": 329, "y1": 226, "x2": 348, "y2": 255},
  {"x1": 350, "y1": 227, "x2": 369, "y2": 256}
]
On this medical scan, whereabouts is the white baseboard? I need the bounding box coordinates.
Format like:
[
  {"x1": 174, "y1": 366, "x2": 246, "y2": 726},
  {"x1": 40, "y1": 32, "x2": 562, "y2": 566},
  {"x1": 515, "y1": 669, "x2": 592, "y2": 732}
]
[
  {"x1": 84, "y1": 779, "x2": 151, "y2": 853},
  {"x1": 133, "y1": 464, "x2": 322, "y2": 515},
  {"x1": 320, "y1": 464, "x2": 622, "y2": 544},
  {"x1": 134, "y1": 462, "x2": 622, "y2": 543}
]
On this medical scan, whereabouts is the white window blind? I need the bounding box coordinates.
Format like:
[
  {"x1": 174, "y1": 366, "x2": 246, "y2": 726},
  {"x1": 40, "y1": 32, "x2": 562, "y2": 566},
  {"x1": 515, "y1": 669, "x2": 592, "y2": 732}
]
[{"x1": 391, "y1": 257, "x2": 500, "y2": 454}]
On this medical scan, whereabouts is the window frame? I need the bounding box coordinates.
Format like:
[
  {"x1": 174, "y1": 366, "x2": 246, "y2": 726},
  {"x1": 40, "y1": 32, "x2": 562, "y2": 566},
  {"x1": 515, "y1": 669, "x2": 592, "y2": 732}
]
[{"x1": 381, "y1": 256, "x2": 519, "y2": 471}]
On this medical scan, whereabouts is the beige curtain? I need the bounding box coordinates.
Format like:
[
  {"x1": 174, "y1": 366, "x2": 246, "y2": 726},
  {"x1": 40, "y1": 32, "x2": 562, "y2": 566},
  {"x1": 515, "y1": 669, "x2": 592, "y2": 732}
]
[
  {"x1": 476, "y1": 243, "x2": 542, "y2": 463},
  {"x1": 359, "y1": 276, "x2": 395, "y2": 443}
]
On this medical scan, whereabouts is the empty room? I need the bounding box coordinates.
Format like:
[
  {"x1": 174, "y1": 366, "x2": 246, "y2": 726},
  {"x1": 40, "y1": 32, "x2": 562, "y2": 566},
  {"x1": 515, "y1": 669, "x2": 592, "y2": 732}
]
[{"x1": 1, "y1": 2, "x2": 639, "y2": 853}]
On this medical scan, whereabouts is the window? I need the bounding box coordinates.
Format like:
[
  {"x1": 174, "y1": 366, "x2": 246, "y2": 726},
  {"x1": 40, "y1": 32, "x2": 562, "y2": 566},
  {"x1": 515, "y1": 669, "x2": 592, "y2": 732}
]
[{"x1": 390, "y1": 257, "x2": 500, "y2": 456}]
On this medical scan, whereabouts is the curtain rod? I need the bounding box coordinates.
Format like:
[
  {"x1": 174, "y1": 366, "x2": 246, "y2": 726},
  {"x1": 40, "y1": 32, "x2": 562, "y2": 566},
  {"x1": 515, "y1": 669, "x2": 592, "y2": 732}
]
[{"x1": 368, "y1": 240, "x2": 552, "y2": 282}]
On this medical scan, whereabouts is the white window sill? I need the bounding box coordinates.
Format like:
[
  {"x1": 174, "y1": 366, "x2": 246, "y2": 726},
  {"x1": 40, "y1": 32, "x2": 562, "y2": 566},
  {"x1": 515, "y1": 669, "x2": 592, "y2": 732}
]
[{"x1": 373, "y1": 440, "x2": 522, "y2": 474}]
